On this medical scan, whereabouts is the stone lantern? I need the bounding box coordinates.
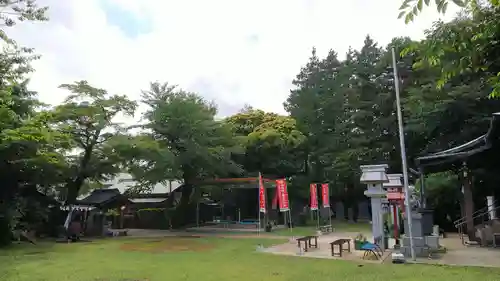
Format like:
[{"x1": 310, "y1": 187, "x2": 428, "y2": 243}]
[{"x1": 360, "y1": 164, "x2": 389, "y2": 249}]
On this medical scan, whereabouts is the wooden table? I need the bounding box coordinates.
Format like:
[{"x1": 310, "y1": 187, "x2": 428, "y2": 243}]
[
  {"x1": 330, "y1": 238, "x2": 351, "y2": 257},
  {"x1": 296, "y1": 235, "x2": 319, "y2": 252}
]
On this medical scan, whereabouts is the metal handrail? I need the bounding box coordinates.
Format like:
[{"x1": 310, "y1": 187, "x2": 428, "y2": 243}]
[
  {"x1": 455, "y1": 204, "x2": 500, "y2": 228},
  {"x1": 453, "y1": 201, "x2": 498, "y2": 226},
  {"x1": 456, "y1": 205, "x2": 500, "y2": 245}
]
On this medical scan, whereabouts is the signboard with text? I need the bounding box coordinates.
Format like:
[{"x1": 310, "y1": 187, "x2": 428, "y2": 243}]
[
  {"x1": 258, "y1": 174, "x2": 266, "y2": 213},
  {"x1": 321, "y1": 183, "x2": 330, "y2": 208},
  {"x1": 310, "y1": 183, "x2": 318, "y2": 210},
  {"x1": 276, "y1": 179, "x2": 289, "y2": 212}
]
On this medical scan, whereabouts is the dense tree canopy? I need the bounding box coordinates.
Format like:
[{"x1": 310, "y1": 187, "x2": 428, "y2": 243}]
[
  {"x1": 226, "y1": 108, "x2": 306, "y2": 178},
  {"x1": 400, "y1": 0, "x2": 500, "y2": 97},
  {"x1": 1, "y1": 0, "x2": 499, "y2": 243}
]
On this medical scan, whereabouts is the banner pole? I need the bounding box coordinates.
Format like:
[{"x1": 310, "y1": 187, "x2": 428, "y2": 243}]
[
  {"x1": 258, "y1": 212, "x2": 261, "y2": 236},
  {"x1": 258, "y1": 173, "x2": 261, "y2": 236},
  {"x1": 328, "y1": 184, "x2": 332, "y2": 227},
  {"x1": 317, "y1": 209, "x2": 320, "y2": 229}
]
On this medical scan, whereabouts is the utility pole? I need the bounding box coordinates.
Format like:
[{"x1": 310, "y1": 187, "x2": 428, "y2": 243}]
[{"x1": 392, "y1": 47, "x2": 416, "y2": 261}]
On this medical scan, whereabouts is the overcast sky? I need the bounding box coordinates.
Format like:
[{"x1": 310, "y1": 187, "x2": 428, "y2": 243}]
[{"x1": 9, "y1": 0, "x2": 458, "y2": 121}]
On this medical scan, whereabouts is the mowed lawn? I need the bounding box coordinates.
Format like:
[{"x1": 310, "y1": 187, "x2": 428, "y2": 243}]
[
  {"x1": 272, "y1": 221, "x2": 372, "y2": 236},
  {"x1": 2, "y1": 237, "x2": 500, "y2": 281}
]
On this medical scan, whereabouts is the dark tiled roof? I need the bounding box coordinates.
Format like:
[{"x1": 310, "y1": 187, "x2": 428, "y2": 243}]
[
  {"x1": 76, "y1": 188, "x2": 126, "y2": 206},
  {"x1": 127, "y1": 192, "x2": 170, "y2": 199}
]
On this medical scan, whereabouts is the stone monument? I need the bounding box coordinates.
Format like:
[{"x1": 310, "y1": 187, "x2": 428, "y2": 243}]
[
  {"x1": 360, "y1": 164, "x2": 389, "y2": 250},
  {"x1": 400, "y1": 187, "x2": 440, "y2": 257}
]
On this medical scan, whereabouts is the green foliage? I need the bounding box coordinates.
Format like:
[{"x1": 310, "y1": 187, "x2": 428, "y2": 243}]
[
  {"x1": 285, "y1": 32, "x2": 500, "y2": 204},
  {"x1": 50, "y1": 81, "x2": 138, "y2": 204},
  {"x1": 1, "y1": 0, "x2": 499, "y2": 240},
  {"x1": 105, "y1": 209, "x2": 120, "y2": 217},
  {"x1": 225, "y1": 108, "x2": 306, "y2": 178},
  {"x1": 121, "y1": 82, "x2": 243, "y2": 195},
  {"x1": 399, "y1": 1, "x2": 500, "y2": 97},
  {"x1": 0, "y1": 0, "x2": 48, "y2": 42},
  {"x1": 136, "y1": 208, "x2": 171, "y2": 229},
  {"x1": 137, "y1": 208, "x2": 166, "y2": 213},
  {"x1": 415, "y1": 172, "x2": 462, "y2": 228},
  {"x1": 399, "y1": 0, "x2": 470, "y2": 24}
]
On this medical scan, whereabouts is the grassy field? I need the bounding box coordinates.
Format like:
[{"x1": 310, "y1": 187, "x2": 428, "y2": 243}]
[
  {"x1": 272, "y1": 220, "x2": 371, "y2": 237},
  {"x1": 2, "y1": 236, "x2": 500, "y2": 281}
]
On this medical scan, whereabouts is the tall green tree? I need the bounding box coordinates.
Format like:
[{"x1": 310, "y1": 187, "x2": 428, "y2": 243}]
[
  {"x1": 0, "y1": 0, "x2": 65, "y2": 246},
  {"x1": 121, "y1": 82, "x2": 243, "y2": 225},
  {"x1": 51, "y1": 81, "x2": 137, "y2": 204},
  {"x1": 226, "y1": 107, "x2": 306, "y2": 178}
]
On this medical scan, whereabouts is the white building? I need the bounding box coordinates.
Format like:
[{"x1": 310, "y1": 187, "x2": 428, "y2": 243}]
[{"x1": 105, "y1": 173, "x2": 182, "y2": 194}]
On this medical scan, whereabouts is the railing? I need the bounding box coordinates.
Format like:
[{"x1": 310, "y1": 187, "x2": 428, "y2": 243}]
[
  {"x1": 453, "y1": 200, "x2": 498, "y2": 228},
  {"x1": 455, "y1": 204, "x2": 500, "y2": 245}
]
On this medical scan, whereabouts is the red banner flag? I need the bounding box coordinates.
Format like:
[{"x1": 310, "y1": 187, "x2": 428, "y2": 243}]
[
  {"x1": 310, "y1": 183, "x2": 318, "y2": 210},
  {"x1": 258, "y1": 173, "x2": 266, "y2": 213},
  {"x1": 321, "y1": 183, "x2": 330, "y2": 208},
  {"x1": 276, "y1": 179, "x2": 289, "y2": 212}
]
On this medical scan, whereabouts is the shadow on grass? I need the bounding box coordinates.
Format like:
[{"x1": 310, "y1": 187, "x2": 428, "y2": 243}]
[{"x1": 0, "y1": 241, "x2": 58, "y2": 257}]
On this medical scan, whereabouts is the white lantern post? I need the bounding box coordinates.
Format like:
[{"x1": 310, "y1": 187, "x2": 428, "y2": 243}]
[{"x1": 360, "y1": 164, "x2": 389, "y2": 250}]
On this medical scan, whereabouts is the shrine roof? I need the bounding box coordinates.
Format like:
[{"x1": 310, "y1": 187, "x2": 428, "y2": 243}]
[{"x1": 415, "y1": 112, "x2": 500, "y2": 173}]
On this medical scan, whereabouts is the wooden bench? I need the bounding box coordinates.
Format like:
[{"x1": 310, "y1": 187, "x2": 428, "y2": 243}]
[
  {"x1": 330, "y1": 238, "x2": 351, "y2": 257},
  {"x1": 319, "y1": 225, "x2": 333, "y2": 233},
  {"x1": 296, "y1": 235, "x2": 319, "y2": 252}
]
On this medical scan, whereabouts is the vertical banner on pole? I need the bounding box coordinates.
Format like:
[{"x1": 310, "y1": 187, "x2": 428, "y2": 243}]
[
  {"x1": 321, "y1": 183, "x2": 330, "y2": 208},
  {"x1": 310, "y1": 184, "x2": 318, "y2": 210},
  {"x1": 321, "y1": 183, "x2": 332, "y2": 228},
  {"x1": 276, "y1": 179, "x2": 292, "y2": 233},
  {"x1": 276, "y1": 179, "x2": 289, "y2": 212},
  {"x1": 258, "y1": 173, "x2": 266, "y2": 213},
  {"x1": 258, "y1": 173, "x2": 266, "y2": 235}
]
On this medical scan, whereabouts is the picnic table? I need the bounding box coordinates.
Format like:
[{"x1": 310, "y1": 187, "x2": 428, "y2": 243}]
[
  {"x1": 330, "y1": 238, "x2": 351, "y2": 257},
  {"x1": 296, "y1": 235, "x2": 319, "y2": 252},
  {"x1": 319, "y1": 225, "x2": 333, "y2": 233}
]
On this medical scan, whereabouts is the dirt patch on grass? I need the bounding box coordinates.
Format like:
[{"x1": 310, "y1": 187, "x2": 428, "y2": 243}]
[
  {"x1": 120, "y1": 237, "x2": 213, "y2": 253},
  {"x1": 95, "y1": 279, "x2": 149, "y2": 281}
]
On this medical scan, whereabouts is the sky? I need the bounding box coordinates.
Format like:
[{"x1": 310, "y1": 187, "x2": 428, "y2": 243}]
[{"x1": 8, "y1": 0, "x2": 459, "y2": 121}]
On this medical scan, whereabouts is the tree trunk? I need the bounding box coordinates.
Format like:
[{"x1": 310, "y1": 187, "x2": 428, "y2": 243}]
[
  {"x1": 462, "y1": 166, "x2": 475, "y2": 241},
  {"x1": 65, "y1": 146, "x2": 94, "y2": 205}
]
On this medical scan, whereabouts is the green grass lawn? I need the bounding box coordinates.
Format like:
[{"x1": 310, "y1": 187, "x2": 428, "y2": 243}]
[
  {"x1": 272, "y1": 220, "x2": 371, "y2": 237},
  {"x1": 2, "y1": 237, "x2": 500, "y2": 281}
]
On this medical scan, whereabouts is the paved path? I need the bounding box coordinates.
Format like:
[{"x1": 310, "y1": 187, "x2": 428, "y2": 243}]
[{"x1": 409, "y1": 234, "x2": 500, "y2": 268}]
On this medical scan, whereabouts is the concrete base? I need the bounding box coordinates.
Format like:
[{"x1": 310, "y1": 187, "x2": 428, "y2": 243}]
[{"x1": 400, "y1": 234, "x2": 440, "y2": 258}]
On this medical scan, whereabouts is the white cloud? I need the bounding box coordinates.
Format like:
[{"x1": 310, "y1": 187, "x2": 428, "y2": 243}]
[{"x1": 8, "y1": 0, "x2": 459, "y2": 119}]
